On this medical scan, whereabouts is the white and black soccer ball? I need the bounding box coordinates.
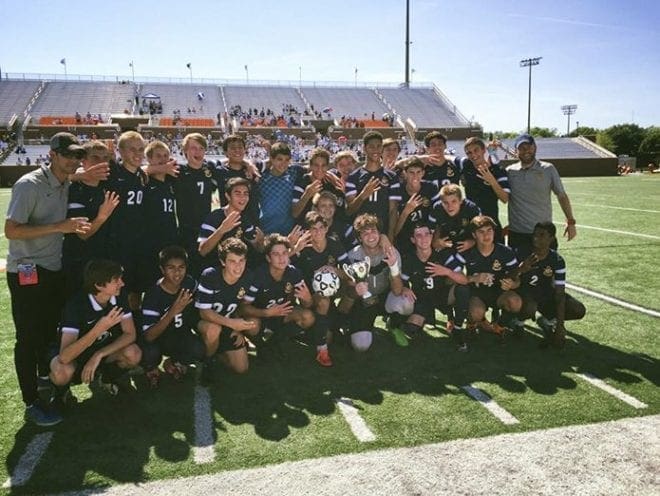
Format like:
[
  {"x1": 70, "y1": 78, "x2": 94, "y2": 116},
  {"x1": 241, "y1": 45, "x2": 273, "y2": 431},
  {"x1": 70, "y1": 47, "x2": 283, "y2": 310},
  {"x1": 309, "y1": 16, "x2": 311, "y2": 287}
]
[{"x1": 311, "y1": 269, "x2": 340, "y2": 297}]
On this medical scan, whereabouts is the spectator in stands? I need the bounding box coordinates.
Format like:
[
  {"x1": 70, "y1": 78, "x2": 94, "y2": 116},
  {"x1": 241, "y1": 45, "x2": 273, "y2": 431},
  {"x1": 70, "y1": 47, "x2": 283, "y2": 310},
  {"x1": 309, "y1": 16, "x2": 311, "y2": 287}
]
[
  {"x1": 345, "y1": 131, "x2": 401, "y2": 241},
  {"x1": 506, "y1": 133, "x2": 577, "y2": 252},
  {"x1": 5, "y1": 132, "x2": 90, "y2": 426},
  {"x1": 257, "y1": 142, "x2": 304, "y2": 235}
]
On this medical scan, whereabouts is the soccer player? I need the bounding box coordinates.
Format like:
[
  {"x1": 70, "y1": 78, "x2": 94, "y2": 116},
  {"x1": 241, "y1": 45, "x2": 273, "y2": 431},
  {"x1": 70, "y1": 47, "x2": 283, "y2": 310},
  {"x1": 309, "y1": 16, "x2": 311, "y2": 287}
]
[
  {"x1": 196, "y1": 238, "x2": 260, "y2": 380},
  {"x1": 293, "y1": 212, "x2": 349, "y2": 366},
  {"x1": 394, "y1": 222, "x2": 470, "y2": 350},
  {"x1": 291, "y1": 147, "x2": 346, "y2": 224},
  {"x1": 462, "y1": 216, "x2": 523, "y2": 337},
  {"x1": 104, "y1": 131, "x2": 150, "y2": 310},
  {"x1": 382, "y1": 137, "x2": 401, "y2": 170},
  {"x1": 140, "y1": 246, "x2": 204, "y2": 387},
  {"x1": 514, "y1": 222, "x2": 586, "y2": 348},
  {"x1": 446, "y1": 137, "x2": 510, "y2": 239},
  {"x1": 345, "y1": 131, "x2": 401, "y2": 240},
  {"x1": 215, "y1": 134, "x2": 261, "y2": 220},
  {"x1": 397, "y1": 131, "x2": 460, "y2": 188},
  {"x1": 240, "y1": 234, "x2": 316, "y2": 361},
  {"x1": 429, "y1": 184, "x2": 481, "y2": 252},
  {"x1": 143, "y1": 140, "x2": 180, "y2": 285},
  {"x1": 63, "y1": 140, "x2": 119, "y2": 296},
  {"x1": 312, "y1": 191, "x2": 356, "y2": 250},
  {"x1": 171, "y1": 133, "x2": 219, "y2": 278},
  {"x1": 49, "y1": 259, "x2": 142, "y2": 409},
  {"x1": 393, "y1": 158, "x2": 440, "y2": 254},
  {"x1": 257, "y1": 142, "x2": 305, "y2": 235},
  {"x1": 338, "y1": 214, "x2": 404, "y2": 352}
]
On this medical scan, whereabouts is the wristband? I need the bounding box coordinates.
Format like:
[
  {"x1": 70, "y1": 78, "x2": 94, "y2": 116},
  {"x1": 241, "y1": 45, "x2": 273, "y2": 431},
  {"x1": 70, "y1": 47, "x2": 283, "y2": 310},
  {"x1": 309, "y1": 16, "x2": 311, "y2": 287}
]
[
  {"x1": 389, "y1": 261, "x2": 401, "y2": 277},
  {"x1": 566, "y1": 219, "x2": 576, "y2": 226}
]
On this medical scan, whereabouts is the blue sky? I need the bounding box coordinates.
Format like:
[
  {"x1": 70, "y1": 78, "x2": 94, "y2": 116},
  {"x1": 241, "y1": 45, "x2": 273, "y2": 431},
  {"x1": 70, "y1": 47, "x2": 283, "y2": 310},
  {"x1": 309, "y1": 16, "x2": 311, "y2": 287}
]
[{"x1": 1, "y1": 0, "x2": 658, "y2": 133}]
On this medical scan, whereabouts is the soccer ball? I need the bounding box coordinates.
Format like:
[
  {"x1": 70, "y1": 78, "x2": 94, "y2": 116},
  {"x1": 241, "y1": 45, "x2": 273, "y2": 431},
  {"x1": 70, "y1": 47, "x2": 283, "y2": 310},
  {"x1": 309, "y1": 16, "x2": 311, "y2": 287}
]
[{"x1": 312, "y1": 269, "x2": 340, "y2": 297}]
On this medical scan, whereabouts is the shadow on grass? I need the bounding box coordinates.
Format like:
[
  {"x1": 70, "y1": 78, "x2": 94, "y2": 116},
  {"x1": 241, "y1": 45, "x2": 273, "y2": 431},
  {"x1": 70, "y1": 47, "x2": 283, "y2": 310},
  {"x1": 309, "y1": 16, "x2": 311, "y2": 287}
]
[{"x1": 5, "y1": 321, "x2": 659, "y2": 495}]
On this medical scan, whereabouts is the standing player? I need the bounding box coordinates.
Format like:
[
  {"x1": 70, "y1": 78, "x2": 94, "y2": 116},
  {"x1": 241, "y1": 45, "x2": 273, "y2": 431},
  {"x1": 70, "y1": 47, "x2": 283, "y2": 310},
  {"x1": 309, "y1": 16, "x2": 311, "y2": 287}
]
[
  {"x1": 397, "y1": 131, "x2": 460, "y2": 188},
  {"x1": 345, "y1": 131, "x2": 401, "y2": 241},
  {"x1": 196, "y1": 238, "x2": 260, "y2": 381},
  {"x1": 514, "y1": 222, "x2": 586, "y2": 348},
  {"x1": 394, "y1": 222, "x2": 470, "y2": 350},
  {"x1": 49, "y1": 259, "x2": 142, "y2": 408},
  {"x1": 392, "y1": 158, "x2": 440, "y2": 254},
  {"x1": 429, "y1": 184, "x2": 481, "y2": 253},
  {"x1": 462, "y1": 216, "x2": 523, "y2": 337},
  {"x1": 240, "y1": 234, "x2": 316, "y2": 361},
  {"x1": 140, "y1": 246, "x2": 204, "y2": 387}
]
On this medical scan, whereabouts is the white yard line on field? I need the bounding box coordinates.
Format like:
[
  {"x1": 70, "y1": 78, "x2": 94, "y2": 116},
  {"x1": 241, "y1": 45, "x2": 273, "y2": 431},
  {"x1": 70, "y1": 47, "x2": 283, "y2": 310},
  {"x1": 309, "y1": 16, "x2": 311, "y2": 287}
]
[
  {"x1": 572, "y1": 202, "x2": 660, "y2": 214},
  {"x1": 461, "y1": 385, "x2": 519, "y2": 425},
  {"x1": 575, "y1": 373, "x2": 648, "y2": 409},
  {"x1": 566, "y1": 283, "x2": 660, "y2": 318},
  {"x1": 193, "y1": 386, "x2": 215, "y2": 464},
  {"x1": 2, "y1": 432, "x2": 53, "y2": 488},
  {"x1": 554, "y1": 222, "x2": 660, "y2": 240},
  {"x1": 335, "y1": 398, "x2": 377, "y2": 442}
]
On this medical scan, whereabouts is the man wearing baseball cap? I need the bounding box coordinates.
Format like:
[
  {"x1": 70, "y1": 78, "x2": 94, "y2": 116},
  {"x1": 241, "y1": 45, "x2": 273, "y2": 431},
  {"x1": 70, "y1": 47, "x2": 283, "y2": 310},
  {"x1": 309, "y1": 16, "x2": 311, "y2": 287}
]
[
  {"x1": 4, "y1": 132, "x2": 91, "y2": 426},
  {"x1": 505, "y1": 133, "x2": 577, "y2": 252}
]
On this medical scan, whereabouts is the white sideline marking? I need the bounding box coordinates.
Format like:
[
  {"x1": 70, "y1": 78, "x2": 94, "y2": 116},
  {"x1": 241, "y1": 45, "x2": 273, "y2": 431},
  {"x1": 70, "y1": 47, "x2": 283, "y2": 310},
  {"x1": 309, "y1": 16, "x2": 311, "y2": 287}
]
[
  {"x1": 576, "y1": 373, "x2": 648, "y2": 409},
  {"x1": 193, "y1": 386, "x2": 215, "y2": 464},
  {"x1": 2, "y1": 432, "x2": 53, "y2": 488},
  {"x1": 335, "y1": 398, "x2": 376, "y2": 442},
  {"x1": 461, "y1": 385, "x2": 519, "y2": 425},
  {"x1": 572, "y1": 202, "x2": 660, "y2": 214},
  {"x1": 566, "y1": 283, "x2": 660, "y2": 318},
  {"x1": 554, "y1": 222, "x2": 660, "y2": 240}
]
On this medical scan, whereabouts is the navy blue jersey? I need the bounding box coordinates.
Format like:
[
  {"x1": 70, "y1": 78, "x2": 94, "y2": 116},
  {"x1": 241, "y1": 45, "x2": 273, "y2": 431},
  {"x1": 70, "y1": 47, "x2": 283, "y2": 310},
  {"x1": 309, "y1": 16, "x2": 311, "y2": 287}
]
[
  {"x1": 243, "y1": 264, "x2": 305, "y2": 308},
  {"x1": 292, "y1": 172, "x2": 347, "y2": 223},
  {"x1": 396, "y1": 180, "x2": 440, "y2": 249},
  {"x1": 195, "y1": 267, "x2": 252, "y2": 319},
  {"x1": 294, "y1": 238, "x2": 348, "y2": 281},
  {"x1": 345, "y1": 167, "x2": 401, "y2": 232},
  {"x1": 516, "y1": 247, "x2": 566, "y2": 303},
  {"x1": 105, "y1": 160, "x2": 149, "y2": 251},
  {"x1": 59, "y1": 290, "x2": 132, "y2": 356},
  {"x1": 401, "y1": 248, "x2": 464, "y2": 300},
  {"x1": 141, "y1": 275, "x2": 198, "y2": 337},
  {"x1": 197, "y1": 207, "x2": 258, "y2": 270},
  {"x1": 143, "y1": 177, "x2": 179, "y2": 255},
  {"x1": 213, "y1": 164, "x2": 260, "y2": 220},
  {"x1": 429, "y1": 198, "x2": 481, "y2": 244},
  {"x1": 63, "y1": 181, "x2": 109, "y2": 269},
  {"x1": 423, "y1": 160, "x2": 461, "y2": 188},
  {"x1": 462, "y1": 243, "x2": 518, "y2": 283},
  {"x1": 172, "y1": 162, "x2": 218, "y2": 242},
  {"x1": 454, "y1": 157, "x2": 510, "y2": 223}
]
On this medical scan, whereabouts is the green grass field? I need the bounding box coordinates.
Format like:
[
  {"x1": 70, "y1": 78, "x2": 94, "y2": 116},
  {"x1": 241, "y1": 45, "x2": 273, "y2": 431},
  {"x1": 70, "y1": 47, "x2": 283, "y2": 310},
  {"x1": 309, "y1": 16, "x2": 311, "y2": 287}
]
[{"x1": 0, "y1": 175, "x2": 658, "y2": 495}]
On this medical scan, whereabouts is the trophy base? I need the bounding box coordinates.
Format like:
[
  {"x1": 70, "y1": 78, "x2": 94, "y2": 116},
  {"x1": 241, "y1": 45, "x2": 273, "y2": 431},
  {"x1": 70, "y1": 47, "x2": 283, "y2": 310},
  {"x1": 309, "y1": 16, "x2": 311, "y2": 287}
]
[{"x1": 361, "y1": 292, "x2": 378, "y2": 307}]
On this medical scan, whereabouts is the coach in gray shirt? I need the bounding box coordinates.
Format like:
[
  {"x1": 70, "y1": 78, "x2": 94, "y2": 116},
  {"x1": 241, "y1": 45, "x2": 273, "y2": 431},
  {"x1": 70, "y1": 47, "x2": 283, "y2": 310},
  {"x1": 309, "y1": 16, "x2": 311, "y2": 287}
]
[
  {"x1": 5, "y1": 132, "x2": 90, "y2": 426},
  {"x1": 506, "y1": 133, "x2": 577, "y2": 252}
]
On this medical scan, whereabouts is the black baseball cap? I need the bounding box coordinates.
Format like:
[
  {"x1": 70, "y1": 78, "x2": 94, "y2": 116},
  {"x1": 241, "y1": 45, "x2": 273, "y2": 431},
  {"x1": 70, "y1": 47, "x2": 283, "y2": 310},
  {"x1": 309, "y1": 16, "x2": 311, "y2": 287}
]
[
  {"x1": 514, "y1": 133, "x2": 536, "y2": 149},
  {"x1": 50, "y1": 132, "x2": 86, "y2": 158}
]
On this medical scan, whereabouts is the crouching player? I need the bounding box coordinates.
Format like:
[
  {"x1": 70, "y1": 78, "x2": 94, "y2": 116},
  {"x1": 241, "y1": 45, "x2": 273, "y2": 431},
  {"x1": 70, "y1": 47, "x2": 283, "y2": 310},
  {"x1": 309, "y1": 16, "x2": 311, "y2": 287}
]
[
  {"x1": 462, "y1": 216, "x2": 524, "y2": 338},
  {"x1": 140, "y1": 246, "x2": 204, "y2": 387},
  {"x1": 196, "y1": 238, "x2": 260, "y2": 383},
  {"x1": 515, "y1": 222, "x2": 586, "y2": 348},
  {"x1": 390, "y1": 222, "x2": 470, "y2": 350},
  {"x1": 240, "y1": 234, "x2": 316, "y2": 362},
  {"x1": 49, "y1": 259, "x2": 142, "y2": 408},
  {"x1": 293, "y1": 211, "x2": 349, "y2": 366},
  {"x1": 338, "y1": 214, "x2": 404, "y2": 352}
]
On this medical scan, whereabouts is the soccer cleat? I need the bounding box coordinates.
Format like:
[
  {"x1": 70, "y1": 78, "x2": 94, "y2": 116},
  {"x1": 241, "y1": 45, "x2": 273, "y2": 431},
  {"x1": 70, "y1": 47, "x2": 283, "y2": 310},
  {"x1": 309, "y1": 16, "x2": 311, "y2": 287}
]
[
  {"x1": 25, "y1": 402, "x2": 63, "y2": 427},
  {"x1": 316, "y1": 347, "x2": 333, "y2": 367},
  {"x1": 536, "y1": 316, "x2": 556, "y2": 336},
  {"x1": 456, "y1": 342, "x2": 468, "y2": 353},
  {"x1": 163, "y1": 358, "x2": 187, "y2": 381},
  {"x1": 390, "y1": 327, "x2": 410, "y2": 347},
  {"x1": 145, "y1": 368, "x2": 161, "y2": 388},
  {"x1": 90, "y1": 374, "x2": 119, "y2": 396},
  {"x1": 511, "y1": 319, "x2": 525, "y2": 339}
]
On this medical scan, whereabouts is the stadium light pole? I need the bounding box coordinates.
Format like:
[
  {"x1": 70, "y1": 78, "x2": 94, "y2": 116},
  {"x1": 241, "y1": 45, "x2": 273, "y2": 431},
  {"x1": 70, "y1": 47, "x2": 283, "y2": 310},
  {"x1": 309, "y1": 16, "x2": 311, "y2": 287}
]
[
  {"x1": 186, "y1": 62, "x2": 192, "y2": 84},
  {"x1": 244, "y1": 64, "x2": 249, "y2": 85},
  {"x1": 404, "y1": 0, "x2": 411, "y2": 87},
  {"x1": 561, "y1": 104, "x2": 578, "y2": 136},
  {"x1": 354, "y1": 67, "x2": 358, "y2": 87},
  {"x1": 299, "y1": 66, "x2": 302, "y2": 89},
  {"x1": 129, "y1": 61, "x2": 134, "y2": 83},
  {"x1": 520, "y1": 57, "x2": 541, "y2": 133}
]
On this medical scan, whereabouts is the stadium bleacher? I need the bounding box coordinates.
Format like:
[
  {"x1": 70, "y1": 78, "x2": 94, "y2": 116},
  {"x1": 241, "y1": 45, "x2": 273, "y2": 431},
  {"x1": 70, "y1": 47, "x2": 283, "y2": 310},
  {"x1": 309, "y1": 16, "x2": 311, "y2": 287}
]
[
  {"x1": 0, "y1": 80, "x2": 41, "y2": 126},
  {"x1": 139, "y1": 83, "x2": 222, "y2": 119}
]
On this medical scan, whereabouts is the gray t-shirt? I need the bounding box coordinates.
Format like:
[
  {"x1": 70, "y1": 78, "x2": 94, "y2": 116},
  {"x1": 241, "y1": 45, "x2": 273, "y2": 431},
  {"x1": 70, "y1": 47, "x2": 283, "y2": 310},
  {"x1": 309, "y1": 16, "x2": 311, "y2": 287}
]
[
  {"x1": 347, "y1": 244, "x2": 401, "y2": 296},
  {"x1": 6, "y1": 165, "x2": 69, "y2": 272},
  {"x1": 506, "y1": 160, "x2": 566, "y2": 234}
]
